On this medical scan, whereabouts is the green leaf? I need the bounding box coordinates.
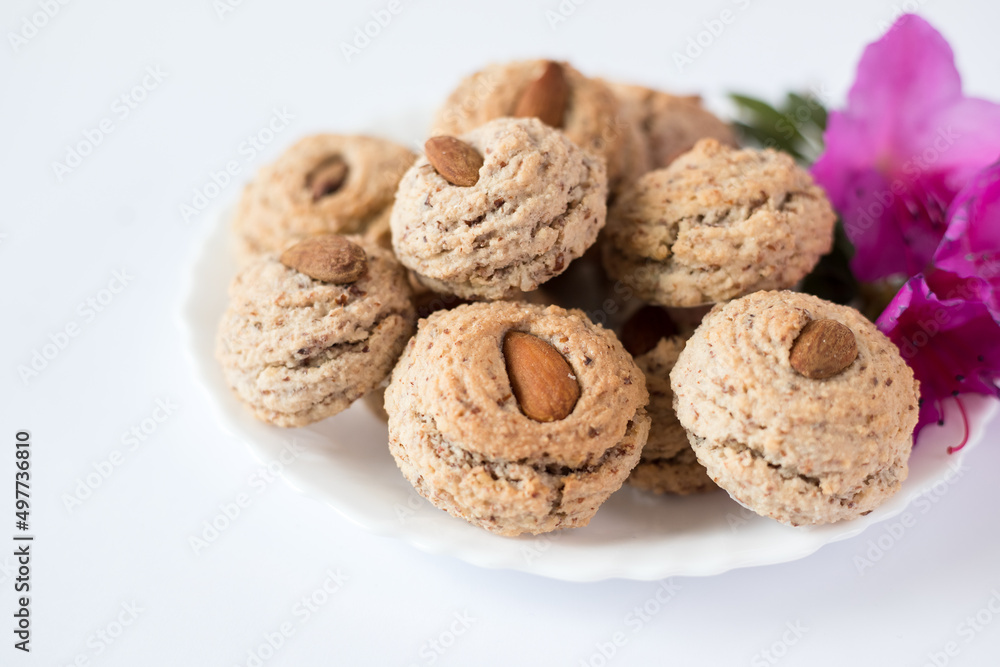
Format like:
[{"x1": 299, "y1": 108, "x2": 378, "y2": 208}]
[
  {"x1": 800, "y1": 219, "x2": 859, "y2": 306},
  {"x1": 785, "y1": 93, "x2": 828, "y2": 132},
  {"x1": 731, "y1": 121, "x2": 805, "y2": 161},
  {"x1": 730, "y1": 93, "x2": 809, "y2": 148},
  {"x1": 730, "y1": 90, "x2": 876, "y2": 313},
  {"x1": 730, "y1": 93, "x2": 782, "y2": 120}
]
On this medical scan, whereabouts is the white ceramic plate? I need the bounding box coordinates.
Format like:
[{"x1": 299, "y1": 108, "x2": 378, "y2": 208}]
[{"x1": 178, "y1": 121, "x2": 997, "y2": 582}]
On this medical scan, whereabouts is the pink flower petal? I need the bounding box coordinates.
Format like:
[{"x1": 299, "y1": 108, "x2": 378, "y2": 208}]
[
  {"x1": 926, "y1": 99, "x2": 1000, "y2": 184},
  {"x1": 935, "y1": 161, "x2": 1000, "y2": 312},
  {"x1": 846, "y1": 15, "x2": 962, "y2": 152},
  {"x1": 811, "y1": 14, "x2": 1000, "y2": 281},
  {"x1": 877, "y1": 272, "x2": 1000, "y2": 436}
]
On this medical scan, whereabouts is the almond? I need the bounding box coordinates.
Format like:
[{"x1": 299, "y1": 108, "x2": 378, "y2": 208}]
[
  {"x1": 424, "y1": 136, "x2": 483, "y2": 187},
  {"x1": 620, "y1": 306, "x2": 678, "y2": 357},
  {"x1": 280, "y1": 235, "x2": 367, "y2": 284},
  {"x1": 503, "y1": 331, "x2": 580, "y2": 422},
  {"x1": 513, "y1": 60, "x2": 569, "y2": 128},
  {"x1": 789, "y1": 318, "x2": 858, "y2": 379},
  {"x1": 308, "y1": 156, "x2": 349, "y2": 201}
]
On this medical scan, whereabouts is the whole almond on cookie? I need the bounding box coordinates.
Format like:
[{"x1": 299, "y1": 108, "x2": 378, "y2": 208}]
[
  {"x1": 789, "y1": 318, "x2": 858, "y2": 379},
  {"x1": 513, "y1": 61, "x2": 569, "y2": 128},
  {"x1": 503, "y1": 331, "x2": 580, "y2": 422},
  {"x1": 280, "y1": 235, "x2": 368, "y2": 284},
  {"x1": 308, "y1": 156, "x2": 349, "y2": 201},
  {"x1": 425, "y1": 136, "x2": 483, "y2": 187}
]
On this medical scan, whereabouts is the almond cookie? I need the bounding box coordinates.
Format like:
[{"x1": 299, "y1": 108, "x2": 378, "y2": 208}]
[
  {"x1": 671, "y1": 291, "x2": 920, "y2": 526},
  {"x1": 233, "y1": 134, "x2": 416, "y2": 261},
  {"x1": 619, "y1": 307, "x2": 716, "y2": 495},
  {"x1": 431, "y1": 59, "x2": 627, "y2": 190},
  {"x1": 361, "y1": 287, "x2": 558, "y2": 424},
  {"x1": 610, "y1": 83, "x2": 736, "y2": 173},
  {"x1": 216, "y1": 235, "x2": 415, "y2": 427},
  {"x1": 385, "y1": 302, "x2": 650, "y2": 537},
  {"x1": 603, "y1": 139, "x2": 836, "y2": 307},
  {"x1": 360, "y1": 287, "x2": 469, "y2": 423},
  {"x1": 391, "y1": 117, "x2": 607, "y2": 300}
]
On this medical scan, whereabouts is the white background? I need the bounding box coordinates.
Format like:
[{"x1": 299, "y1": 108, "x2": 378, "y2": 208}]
[{"x1": 3, "y1": 0, "x2": 1000, "y2": 665}]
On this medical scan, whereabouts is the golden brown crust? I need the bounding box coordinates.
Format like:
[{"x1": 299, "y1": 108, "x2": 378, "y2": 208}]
[
  {"x1": 432, "y1": 60, "x2": 626, "y2": 188},
  {"x1": 385, "y1": 302, "x2": 650, "y2": 536},
  {"x1": 670, "y1": 291, "x2": 920, "y2": 525},
  {"x1": 391, "y1": 118, "x2": 607, "y2": 300},
  {"x1": 216, "y1": 236, "x2": 415, "y2": 427},
  {"x1": 603, "y1": 139, "x2": 837, "y2": 307},
  {"x1": 627, "y1": 337, "x2": 717, "y2": 495},
  {"x1": 233, "y1": 134, "x2": 416, "y2": 262},
  {"x1": 633, "y1": 337, "x2": 689, "y2": 460}
]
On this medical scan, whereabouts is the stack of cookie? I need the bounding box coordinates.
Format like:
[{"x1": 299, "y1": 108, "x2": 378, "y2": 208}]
[{"x1": 215, "y1": 58, "x2": 920, "y2": 537}]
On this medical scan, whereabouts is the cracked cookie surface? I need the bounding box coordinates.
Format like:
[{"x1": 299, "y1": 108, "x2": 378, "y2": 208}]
[
  {"x1": 216, "y1": 235, "x2": 415, "y2": 427},
  {"x1": 233, "y1": 134, "x2": 415, "y2": 263},
  {"x1": 431, "y1": 59, "x2": 626, "y2": 189},
  {"x1": 603, "y1": 139, "x2": 836, "y2": 307},
  {"x1": 670, "y1": 291, "x2": 920, "y2": 526},
  {"x1": 629, "y1": 337, "x2": 716, "y2": 495},
  {"x1": 391, "y1": 117, "x2": 607, "y2": 300},
  {"x1": 385, "y1": 301, "x2": 649, "y2": 536}
]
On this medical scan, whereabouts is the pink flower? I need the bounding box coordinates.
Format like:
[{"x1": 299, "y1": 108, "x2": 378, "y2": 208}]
[
  {"x1": 934, "y1": 160, "x2": 1000, "y2": 314},
  {"x1": 876, "y1": 271, "x2": 1000, "y2": 440},
  {"x1": 812, "y1": 14, "x2": 1000, "y2": 281}
]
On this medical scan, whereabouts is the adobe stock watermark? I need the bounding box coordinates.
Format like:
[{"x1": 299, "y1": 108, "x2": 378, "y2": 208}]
[
  {"x1": 581, "y1": 260, "x2": 658, "y2": 330},
  {"x1": 339, "y1": 0, "x2": 414, "y2": 63},
  {"x1": 893, "y1": 273, "x2": 992, "y2": 362},
  {"x1": 62, "y1": 601, "x2": 145, "y2": 666},
  {"x1": 877, "y1": 1, "x2": 933, "y2": 33},
  {"x1": 725, "y1": 504, "x2": 760, "y2": 532},
  {"x1": 406, "y1": 610, "x2": 477, "y2": 666},
  {"x1": 843, "y1": 125, "x2": 960, "y2": 243},
  {"x1": 51, "y1": 66, "x2": 169, "y2": 182},
  {"x1": 61, "y1": 398, "x2": 180, "y2": 512},
  {"x1": 920, "y1": 588, "x2": 1000, "y2": 667},
  {"x1": 520, "y1": 530, "x2": 564, "y2": 564},
  {"x1": 429, "y1": 71, "x2": 500, "y2": 137},
  {"x1": 673, "y1": 0, "x2": 756, "y2": 73},
  {"x1": 214, "y1": 0, "x2": 249, "y2": 20},
  {"x1": 7, "y1": 0, "x2": 73, "y2": 53},
  {"x1": 17, "y1": 269, "x2": 135, "y2": 385},
  {"x1": 188, "y1": 438, "x2": 306, "y2": 555},
  {"x1": 853, "y1": 460, "x2": 966, "y2": 575},
  {"x1": 578, "y1": 579, "x2": 681, "y2": 666},
  {"x1": 234, "y1": 567, "x2": 349, "y2": 667},
  {"x1": 742, "y1": 88, "x2": 832, "y2": 156},
  {"x1": 394, "y1": 489, "x2": 429, "y2": 524},
  {"x1": 545, "y1": 0, "x2": 589, "y2": 31},
  {"x1": 751, "y1": 621, "x2": 809, "y2": 666},
  {"x1": 897, "y1": 306, "x2": 951, "y2": 362},
  {"x1": 178, "y1": 107, "x2": 294, "y2": 224}
]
